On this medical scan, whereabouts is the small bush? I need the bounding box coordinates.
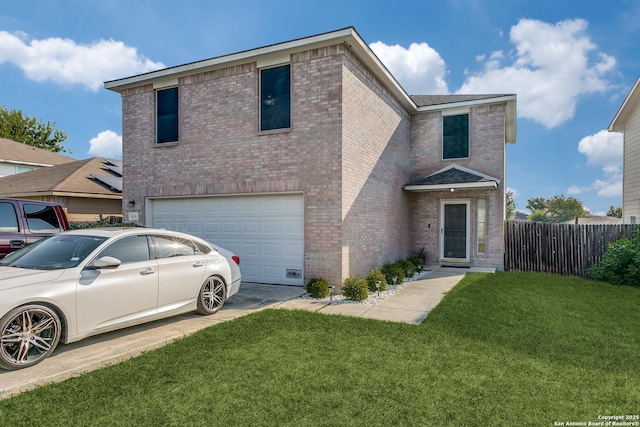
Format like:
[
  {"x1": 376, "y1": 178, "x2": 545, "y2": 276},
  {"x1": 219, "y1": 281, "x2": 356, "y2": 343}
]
[
  {"x1": 395, "y1": 258, "x2": 417, "y2": 277},
  {"x1": 305, "y1": 278, "x2": 330, "y2": 298},
  {"x1": 342, "y1": 277, "x2": 369, "y2": 301},
  {"x1": 365, "y1": 268, "x2": 387, "y2": 293},
  {"x1": 381, "y1": 262, "x2": 405, "y2": 286},
  {"x1": 587, "y1": 233, "x2": 640, "y2": 287},
  {"x1": 408, "y1": 256, "x2": 425, "y2": 273}
]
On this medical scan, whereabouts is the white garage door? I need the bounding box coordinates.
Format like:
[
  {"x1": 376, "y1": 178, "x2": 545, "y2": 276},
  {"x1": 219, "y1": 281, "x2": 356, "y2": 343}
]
[{"x1": 149, "y1": 194, "x2": 304, "y2": 285}]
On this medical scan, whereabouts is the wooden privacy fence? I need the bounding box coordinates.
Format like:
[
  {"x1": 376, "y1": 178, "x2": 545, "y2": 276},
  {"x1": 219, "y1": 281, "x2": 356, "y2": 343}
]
[{"x1": 504, "y1": 221, "x2": 638, "y2": 277}]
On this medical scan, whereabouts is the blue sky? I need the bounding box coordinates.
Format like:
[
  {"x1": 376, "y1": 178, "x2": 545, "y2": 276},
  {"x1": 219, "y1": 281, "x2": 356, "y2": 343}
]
[{"x1": 1, "y1": 0, "x2": 638, "y2": 215}]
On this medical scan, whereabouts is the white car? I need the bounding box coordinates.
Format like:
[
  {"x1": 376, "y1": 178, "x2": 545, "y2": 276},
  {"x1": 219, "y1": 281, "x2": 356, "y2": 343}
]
[{"x1": 0, "y1": 228, "x2": 241, "y2": 370}]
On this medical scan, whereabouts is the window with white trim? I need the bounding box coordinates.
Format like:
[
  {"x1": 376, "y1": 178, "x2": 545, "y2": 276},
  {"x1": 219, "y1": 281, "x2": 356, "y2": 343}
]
[{"x1": 477, "y1": 199, "x2": 486, "y2": 254}]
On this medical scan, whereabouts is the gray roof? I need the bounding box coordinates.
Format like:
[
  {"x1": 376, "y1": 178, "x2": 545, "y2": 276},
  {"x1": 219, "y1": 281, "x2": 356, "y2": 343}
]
[{"x1": 405, "y1": 165, "x2": 501, "y2": 192}]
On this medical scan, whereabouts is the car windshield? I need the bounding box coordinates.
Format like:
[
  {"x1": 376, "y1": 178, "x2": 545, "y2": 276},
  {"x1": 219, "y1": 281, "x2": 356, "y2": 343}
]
[{"x1": 1, "y1": 234, "x2": 108, "y2": 270}]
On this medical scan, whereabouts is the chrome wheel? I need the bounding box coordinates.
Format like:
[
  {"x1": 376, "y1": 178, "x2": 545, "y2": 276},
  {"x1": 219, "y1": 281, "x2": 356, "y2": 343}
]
[
  {"x1": 197, "y1": 276, "x2": 226, "y2": 315},
  {"x1": 0, "y1": 305, "x2": 61, "y2": 370}
]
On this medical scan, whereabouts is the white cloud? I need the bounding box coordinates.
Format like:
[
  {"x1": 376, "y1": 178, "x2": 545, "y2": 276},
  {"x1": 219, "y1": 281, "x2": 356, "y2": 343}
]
[
  {"x1": 0, "y1": 31, "x2": 165, "y2": 91},
  {"x1": 457, "y1": 18, "x2": 616, "y2": 128},
  {"x1": 569, "y1": 130, "x2": 623, "y2": 197},
  {"x1": 369, "y1": 41, "x2": 448, "y2": 95},
  {"x1": 578, "y1": 130, "x2": 623, "y2": 171},
  {"x1": 88, "y1": 130, "x2": 122, "y2": 158}
]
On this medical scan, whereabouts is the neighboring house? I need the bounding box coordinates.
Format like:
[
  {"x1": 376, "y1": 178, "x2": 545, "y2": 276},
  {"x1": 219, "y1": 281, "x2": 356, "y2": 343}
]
[
  {"x1": 563, "y1": 216, "x2": 623, "y2": 225},
  {"x1": 609, "y1": 75, "x2": 640, "y2": 224},
  {"x1": 105, "y1": 27, "x2": 516, "y2": 286},
  {"x1": 0, "y1": 137, "x2": 74, "y2": 177},
  {"x1": 0, "y1": 157, "x2": 123, "y2": 222}
]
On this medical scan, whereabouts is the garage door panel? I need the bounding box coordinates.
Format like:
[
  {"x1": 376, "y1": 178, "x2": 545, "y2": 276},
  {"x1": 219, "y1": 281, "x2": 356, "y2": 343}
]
[{"x1": 151, "y1": 194, "x2": 304, "y2": 285}]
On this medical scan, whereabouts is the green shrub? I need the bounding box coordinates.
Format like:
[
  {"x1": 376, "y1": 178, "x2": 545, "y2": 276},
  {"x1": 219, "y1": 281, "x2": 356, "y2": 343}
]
[
  {"x1": 381, "y1": 262, "x2": 405, "y2": 286},
  {"x1": 587, "y1": 232, "x2": 640, "y2": 287},
  {"x1": 408, "y1": 255, "x2": 425, "y2": 273},
  {"x1": 365, "y1": 268, "x2": 387, "y2": 293},
  {"x1": 341, "y1": 277, "x2": 368, "y2": 301},
  {"x1": 395, "y1": 258, "x2": 417, "y2": 277},
  {"x1": 305, "y1": 278, "x2": 330, "y2": 298}
]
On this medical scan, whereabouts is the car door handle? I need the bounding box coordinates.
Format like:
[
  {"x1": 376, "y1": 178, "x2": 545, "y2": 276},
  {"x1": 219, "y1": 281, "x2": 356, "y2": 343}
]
[
  {"x1": 192, "y1": 261, "x2": 205, "y2": 268},
  {"x1": 9, "y1": 240, "x2": 25, "y2": 248},
  {"x1": 140, "y1": 267, "x2": 156, "y2": 275}
]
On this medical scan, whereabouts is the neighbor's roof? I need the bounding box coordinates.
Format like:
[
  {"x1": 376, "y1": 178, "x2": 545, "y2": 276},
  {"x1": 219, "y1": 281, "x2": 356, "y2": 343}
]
[
  {"x1": 104, "y1": 27, "x2": 516, "y2": 143},
  {"x1": 0, "y1": 157, "x2": 122, "y2": 199},
  {"x1": 609, "y1": 75, "x2": 640, "y2": 132},
  {"x1": 405, "y1": 164, "x2": 501, "y2": 192},
  {"x1": 0, "y1": 138, "x2": 75, "y2": 167}
]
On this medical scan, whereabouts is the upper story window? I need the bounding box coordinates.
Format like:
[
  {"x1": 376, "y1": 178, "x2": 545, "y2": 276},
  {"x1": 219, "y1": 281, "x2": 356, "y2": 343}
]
[
  {"x1": 157, "y1": 87, "x2": 178, "y2": 143},
  {"x1": 443, "y1": 113, "x2": 469, "y2": 159},
  {"x1": 260, "y1": 64, "x2": 290, "y2": 132}
]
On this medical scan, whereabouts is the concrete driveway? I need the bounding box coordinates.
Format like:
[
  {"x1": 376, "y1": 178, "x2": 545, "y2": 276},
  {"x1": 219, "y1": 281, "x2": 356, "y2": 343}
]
[{"x1": 0, "y1": 283, "x2": 305, "y2": 400}]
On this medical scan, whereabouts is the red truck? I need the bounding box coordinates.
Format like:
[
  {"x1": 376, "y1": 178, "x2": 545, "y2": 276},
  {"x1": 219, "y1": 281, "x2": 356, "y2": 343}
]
[{"x1": 0, "y1": 198, "x2": 70, "y2": 258}]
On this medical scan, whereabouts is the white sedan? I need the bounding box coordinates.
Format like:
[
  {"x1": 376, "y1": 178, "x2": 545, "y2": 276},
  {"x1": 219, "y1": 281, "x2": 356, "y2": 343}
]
[{"x1": 0, "y1": 228, "x2": 241, "y2": 370}]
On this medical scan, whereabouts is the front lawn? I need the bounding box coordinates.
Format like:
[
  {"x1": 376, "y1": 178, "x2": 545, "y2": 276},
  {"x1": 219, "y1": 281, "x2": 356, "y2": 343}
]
[{"x1": 1, "y1": 272, "x2": 638, "y2": 426}]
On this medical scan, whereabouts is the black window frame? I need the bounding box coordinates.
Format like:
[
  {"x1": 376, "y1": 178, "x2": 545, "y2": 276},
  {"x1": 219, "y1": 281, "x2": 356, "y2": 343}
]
[
  {"x1": 260, "y1": 64, "x2": 291, "y2": 132},
  {"x1": 156, "y1": 87, "x2": 179, "y2": 143},
  {"x1": 442, "y1": 113, "x2": 469, "y2": 160}
]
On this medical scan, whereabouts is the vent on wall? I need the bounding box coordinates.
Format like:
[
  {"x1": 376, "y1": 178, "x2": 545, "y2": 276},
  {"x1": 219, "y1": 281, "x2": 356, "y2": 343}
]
[{"x1": 286, "y1": 269, "x2": 302, "y2": 279}]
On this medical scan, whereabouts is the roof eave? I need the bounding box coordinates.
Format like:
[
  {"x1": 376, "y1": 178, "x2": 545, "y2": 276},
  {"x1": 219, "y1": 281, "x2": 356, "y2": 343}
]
[
  {"x1": 609, "y1": 75, "x2": 640, "y2": 132},
  {"x1": 416, "y1": 95, "x2": 516, "y2": 144},
  {"x1": 404, "y1": 181, "x2": 498, "y2": 192},
  {"x1": 104, "y1": 27, "x2": 417, "y2": 112}
]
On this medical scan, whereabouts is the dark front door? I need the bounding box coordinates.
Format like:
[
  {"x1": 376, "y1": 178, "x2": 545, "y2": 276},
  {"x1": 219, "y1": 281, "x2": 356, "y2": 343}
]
[{"x1": 442, "y1": 203, "x2": 468, "y2": 259}]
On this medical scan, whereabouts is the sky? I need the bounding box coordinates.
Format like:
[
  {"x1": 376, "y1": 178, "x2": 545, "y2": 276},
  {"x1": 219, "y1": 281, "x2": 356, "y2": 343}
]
[{"x1": 1, "y1": 0, "x2": 639, "y2": 216}]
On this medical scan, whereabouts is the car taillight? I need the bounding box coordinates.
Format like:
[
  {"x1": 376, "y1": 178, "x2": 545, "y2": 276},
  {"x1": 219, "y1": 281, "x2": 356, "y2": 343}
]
[{"x1": 232, "y1": 255, "x2": 240, "y2": 265}]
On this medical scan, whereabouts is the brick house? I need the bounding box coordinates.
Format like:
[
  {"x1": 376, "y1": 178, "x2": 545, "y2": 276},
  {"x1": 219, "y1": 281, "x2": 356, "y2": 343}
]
[{"x1": 105, "y1": 27, "x2": 516, "y2": 286}]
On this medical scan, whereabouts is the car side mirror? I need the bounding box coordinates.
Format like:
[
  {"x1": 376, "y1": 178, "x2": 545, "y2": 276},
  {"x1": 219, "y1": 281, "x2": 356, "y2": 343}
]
[{"x1": 93, "y1": 256, "x2": 122, "y2": 269}]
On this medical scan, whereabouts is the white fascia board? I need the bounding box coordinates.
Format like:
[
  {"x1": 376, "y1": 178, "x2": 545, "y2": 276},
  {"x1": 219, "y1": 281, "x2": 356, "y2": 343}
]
[
  {"x1": 425, "y1": 164, "x2": 502, "y2": 184},
  {"x1": 415, "y1": 95, "x2": 516, "y2": 112},
  {"x1": 103, "y1": 27, "x2": 418, "y2": 111},
  {"x1": 404, "y1": 181, "x2": 498, "y2": 192},
  {"x1": 609, "y1": 75, "x2": 640, "y2": 132}
]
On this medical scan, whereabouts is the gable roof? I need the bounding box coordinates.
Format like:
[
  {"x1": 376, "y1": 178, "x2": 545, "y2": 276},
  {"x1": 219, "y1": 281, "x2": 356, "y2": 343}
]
[
  {"x1": 0, "y1": 157, "x2": 122, "y2": 199},
  {"x1": 405, "y1": 164, "x2": 501, "y2": 192},
  {"x1": 105, "y1": 27, "x2": 516, "y2": 143},
  {"x1": 0, "y1": 138, "x2": 75, "y2": 167},
  {"x1": 609, "y1": 75, "x2": 640, "y2": 132}
]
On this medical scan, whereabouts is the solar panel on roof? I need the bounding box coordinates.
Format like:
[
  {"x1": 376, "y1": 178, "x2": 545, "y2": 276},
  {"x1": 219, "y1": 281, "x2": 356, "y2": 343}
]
[{"x1": 91, "y1": 174, "x2": 123, "y2": 192}]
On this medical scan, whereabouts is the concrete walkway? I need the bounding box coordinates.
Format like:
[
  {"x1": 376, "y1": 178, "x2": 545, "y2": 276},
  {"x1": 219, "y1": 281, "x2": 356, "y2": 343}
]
[
  {"x1": 0, "y1": 266, "x2": 490, "y2": 400},
  {"x1": 279, "y1": 266, "x2": 489, "y2": 324}
]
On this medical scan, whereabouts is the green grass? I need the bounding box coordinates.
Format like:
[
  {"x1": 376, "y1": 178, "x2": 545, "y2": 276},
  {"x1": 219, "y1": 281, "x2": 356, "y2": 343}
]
[{"x1": 1, "y1": 272, "x2": 639, "y2": 426}]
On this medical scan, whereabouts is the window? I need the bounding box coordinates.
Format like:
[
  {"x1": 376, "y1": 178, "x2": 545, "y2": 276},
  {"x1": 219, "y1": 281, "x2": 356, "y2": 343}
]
[
  {"x1": 260, "y1": 64, "x2": 290, "y2": 131},
  {"x1": 157, "y1": 87, "x2": 178, "y2": 143},
  {"x1": 443, "y1": 113, "x2": 469, "y2": 159},
  {"x1": 0, "y1": 202, "x2": 19, "y2": 233},
  {"x1": 97, "y1": 235, "x2": 150, "y2": 264},
  {"x1": 153, "y1": 235, "x2": 198, "y2": 259},
  {"x1": 24, "y1": 204, "x2": 61, "y2": 232},
  {"x1": 477, "y1": 199, "x2": 486, "y2": 254}
]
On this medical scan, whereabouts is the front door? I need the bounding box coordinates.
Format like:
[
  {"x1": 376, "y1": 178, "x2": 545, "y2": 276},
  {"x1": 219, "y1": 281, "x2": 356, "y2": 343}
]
[{"x1": 441, "y1": 201, "x2": 469, "y2": 261}]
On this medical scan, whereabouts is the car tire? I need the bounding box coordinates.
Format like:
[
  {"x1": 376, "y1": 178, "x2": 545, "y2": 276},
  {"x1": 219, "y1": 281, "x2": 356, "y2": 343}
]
[
  {"x1": 196, "y1": 275, "x2": 227, "y2": 315},
  {"x1": 0, "y1": 304, "x2": 62, "y2": 370}
]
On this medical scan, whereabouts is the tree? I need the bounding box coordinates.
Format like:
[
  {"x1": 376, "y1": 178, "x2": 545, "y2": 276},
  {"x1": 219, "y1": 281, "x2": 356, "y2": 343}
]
[
  {"x1": 0, "y1": 106, "x2": 67, "y2": 153},
  {"x1": 529, "y1": 210, "x2": 550, "y2": 222},
  {"x1": 505, "y1": 190, "x2": 516, "y2": 220},
  {"x1": 607, "y1": 205, "x2": 623, "y2": 218},
  {"x1": 525, "y1": 194, "x2": 588, "y2": 223},
  {"x1": 526, "y1": 197, "x2": 547, "y2": 212},
  {"x1": 545, "y1": 195, "x2": 588, "y2": 223}
]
